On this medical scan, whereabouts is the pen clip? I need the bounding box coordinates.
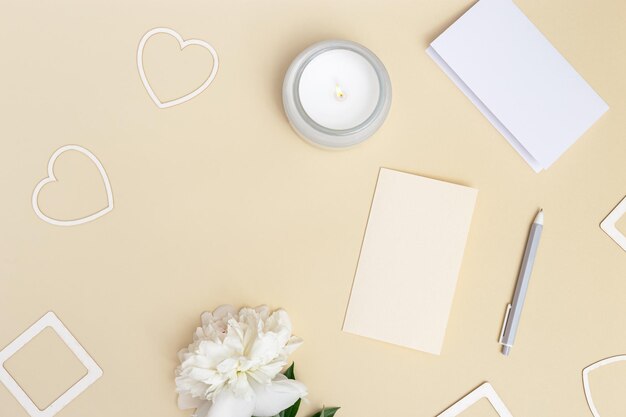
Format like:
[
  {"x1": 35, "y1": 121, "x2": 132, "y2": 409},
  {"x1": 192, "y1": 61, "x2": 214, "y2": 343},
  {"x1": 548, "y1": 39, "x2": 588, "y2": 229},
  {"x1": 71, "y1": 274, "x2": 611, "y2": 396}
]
[{"x1": 498, "y1": 304, "x2": 512, "y2": 345}]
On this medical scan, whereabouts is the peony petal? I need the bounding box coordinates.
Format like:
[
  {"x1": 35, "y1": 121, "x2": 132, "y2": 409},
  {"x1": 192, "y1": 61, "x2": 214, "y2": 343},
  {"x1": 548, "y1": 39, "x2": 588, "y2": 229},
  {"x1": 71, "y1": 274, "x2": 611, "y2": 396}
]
[
  {"x1": 178, "y1": 348, "x2": 190, "y2": 362},
  {"x1": 193, "y1": 400, "x2": 213, "y2": 417},
  {"x1": 205, "y1": 390, "x2": 255, "y2": 417},
  {"x1": 178, "y1": 393, "x2": 204, "y2": 410},
  {"x1": 211, "y1": 305, "x2": 237, "y2": 321},
  {"x1": 247, "y1": 359, "x2": 286, "y2": 385},
  {"x1": 249, "y1": 332, "x2": 281, "y2": 363},
  {"x1": 197, "y1": 340, "x2": 234, "y2": 366},
  {"x1": 283, "y1": 336, "x2": 303, "y2": 355},
  {"x1": 254, "y1": 305, "x2": 270, "y2": 320},
  {"x1": 251, "y1": 378, "x2": 307, "y2": 417}
]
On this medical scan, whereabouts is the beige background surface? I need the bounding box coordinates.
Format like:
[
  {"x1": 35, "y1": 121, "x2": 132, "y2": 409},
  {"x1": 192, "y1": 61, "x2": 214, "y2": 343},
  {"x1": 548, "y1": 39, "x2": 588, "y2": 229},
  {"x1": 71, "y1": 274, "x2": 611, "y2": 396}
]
[{"x1": 0, "y1": 0, "x2": 625, "y2": 416}]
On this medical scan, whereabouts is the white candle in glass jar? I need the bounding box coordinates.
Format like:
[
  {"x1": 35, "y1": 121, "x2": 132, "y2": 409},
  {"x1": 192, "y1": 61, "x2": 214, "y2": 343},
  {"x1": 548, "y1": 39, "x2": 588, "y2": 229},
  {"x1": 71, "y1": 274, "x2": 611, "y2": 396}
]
[
  {"x1": 283, "y1": 40, "x2": 392, "y2": 148},
  {"x1": 298, "y1": 49, "x2": 381, "y2": 130}
]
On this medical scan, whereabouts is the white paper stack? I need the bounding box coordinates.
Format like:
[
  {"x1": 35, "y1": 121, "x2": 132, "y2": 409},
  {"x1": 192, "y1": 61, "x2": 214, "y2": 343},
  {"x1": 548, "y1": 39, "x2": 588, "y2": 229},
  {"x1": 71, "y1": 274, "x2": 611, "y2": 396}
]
[{"x1": 427, "y1": 0, "x2": 608, "y2": 172}]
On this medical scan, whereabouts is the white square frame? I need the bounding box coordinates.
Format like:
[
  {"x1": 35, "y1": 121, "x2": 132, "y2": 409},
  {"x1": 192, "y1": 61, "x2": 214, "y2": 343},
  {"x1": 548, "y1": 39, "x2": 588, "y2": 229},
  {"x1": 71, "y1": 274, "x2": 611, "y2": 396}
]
[
  {"x1": 436, "y1": 382, "x2": 513, "y2": 417},
  {"x1": 601, "y1": 196, "x2": 626, "y2": 251},
  {"x1": 0, "y1": 312, "x2": 103, "y2": 417}
]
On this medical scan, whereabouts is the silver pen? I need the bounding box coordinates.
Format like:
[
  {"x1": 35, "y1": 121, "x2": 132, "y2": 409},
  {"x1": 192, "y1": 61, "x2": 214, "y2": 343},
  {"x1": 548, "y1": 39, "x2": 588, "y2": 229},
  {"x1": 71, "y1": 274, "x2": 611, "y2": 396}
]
[{"x1": 499, "y1": 209, "x2": 544, "y2": 356}]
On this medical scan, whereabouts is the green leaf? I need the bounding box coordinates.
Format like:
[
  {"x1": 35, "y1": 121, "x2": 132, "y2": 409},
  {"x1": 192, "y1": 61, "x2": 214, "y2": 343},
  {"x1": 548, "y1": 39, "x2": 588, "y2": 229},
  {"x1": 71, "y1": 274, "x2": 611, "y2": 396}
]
[
  {"x1": 284, "y1": 363, "x2": 296, "y2": 380},
  {"x1": 310, "y1": 407, "x2": 340, "y2": 417},
  {"x1": 281, "y1": 398, "x2": 301, "y2": 417}
]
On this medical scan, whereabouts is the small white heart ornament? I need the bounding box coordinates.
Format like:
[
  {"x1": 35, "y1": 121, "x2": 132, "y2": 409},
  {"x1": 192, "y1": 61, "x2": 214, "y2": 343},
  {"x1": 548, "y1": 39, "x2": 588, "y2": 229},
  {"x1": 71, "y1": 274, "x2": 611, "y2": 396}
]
[
  {"x1": 600, "y1": 196, "x2": 626, "y2": 251},
  {"x1": 137, "y1": 27, "x2": 219, "y2": 109},
  {"x1": 32, "y1": 145, "x2": 113, "y2": 227},
  {"x1": 583, "y1": 354, "x2": 626, "y2": 417}
]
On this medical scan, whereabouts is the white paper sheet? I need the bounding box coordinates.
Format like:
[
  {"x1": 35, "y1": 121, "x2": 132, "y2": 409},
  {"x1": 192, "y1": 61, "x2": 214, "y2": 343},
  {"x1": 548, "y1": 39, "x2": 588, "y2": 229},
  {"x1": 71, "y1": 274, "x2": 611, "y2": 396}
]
[{"x1": 343, "y1": 168, "x2": 477, "y2": 355}]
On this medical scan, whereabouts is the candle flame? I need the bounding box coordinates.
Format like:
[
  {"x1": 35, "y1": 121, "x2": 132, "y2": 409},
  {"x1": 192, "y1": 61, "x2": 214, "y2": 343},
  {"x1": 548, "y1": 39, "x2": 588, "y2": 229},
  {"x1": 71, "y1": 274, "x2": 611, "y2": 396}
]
[{"x1": 335, "y1": 84, "x2": 345, "y2": 100}]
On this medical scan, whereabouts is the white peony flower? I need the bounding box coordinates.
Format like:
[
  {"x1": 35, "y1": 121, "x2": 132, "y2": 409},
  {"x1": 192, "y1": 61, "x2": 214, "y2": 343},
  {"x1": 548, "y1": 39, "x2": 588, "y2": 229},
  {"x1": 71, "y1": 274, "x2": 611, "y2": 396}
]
[{"x1": 176, "y1": 305, "x2": 307, "y2": 417}]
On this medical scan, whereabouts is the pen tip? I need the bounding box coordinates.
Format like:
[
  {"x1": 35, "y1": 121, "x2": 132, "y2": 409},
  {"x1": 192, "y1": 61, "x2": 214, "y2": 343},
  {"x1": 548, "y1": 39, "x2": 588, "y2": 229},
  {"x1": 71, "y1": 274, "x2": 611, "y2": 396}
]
[{"x1": 535, "y1": 209, "x2": 544, "y2": 225}]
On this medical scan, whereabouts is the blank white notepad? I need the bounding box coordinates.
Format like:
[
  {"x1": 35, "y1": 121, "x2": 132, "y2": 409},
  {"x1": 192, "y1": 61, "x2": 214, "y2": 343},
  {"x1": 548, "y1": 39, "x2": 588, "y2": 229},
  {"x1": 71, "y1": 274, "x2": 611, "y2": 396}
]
[
  {"x1": 427, "y1": 0, "x2": 608, "y2": 172},
  {"x1": 343, "y1": 168, "x2": 477, "y2": 355}
]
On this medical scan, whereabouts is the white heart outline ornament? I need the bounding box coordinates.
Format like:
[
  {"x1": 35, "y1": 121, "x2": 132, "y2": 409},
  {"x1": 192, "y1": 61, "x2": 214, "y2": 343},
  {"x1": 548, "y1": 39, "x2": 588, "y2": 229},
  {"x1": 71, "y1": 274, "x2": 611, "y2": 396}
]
[
  {"x1": 583, "y1": 355, "x2": 626, "y2": 417},
  {"x1": 137, "y1": 27, "x2": 219, "y2": 108},
  {"x1": 600, "y1": 196, "x2": 626, "y2": 251},
  {"x1": 32, "y1": 145, "x2": 113, "y2": 226}
]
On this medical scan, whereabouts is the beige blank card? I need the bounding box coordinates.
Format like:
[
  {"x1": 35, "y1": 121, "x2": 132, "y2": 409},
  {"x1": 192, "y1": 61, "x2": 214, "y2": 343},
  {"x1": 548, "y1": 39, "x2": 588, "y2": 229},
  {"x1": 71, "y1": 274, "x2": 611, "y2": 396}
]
[{"x1": 343, "y1": 168, "x2": 478, "y2": 354}]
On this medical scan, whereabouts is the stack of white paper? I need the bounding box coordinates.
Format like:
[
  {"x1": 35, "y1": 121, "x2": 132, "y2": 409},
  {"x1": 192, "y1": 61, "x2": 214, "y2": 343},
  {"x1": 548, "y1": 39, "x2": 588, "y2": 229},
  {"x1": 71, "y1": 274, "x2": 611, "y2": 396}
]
[{"x1": 427, "y1": 0, "x2": 608, "y2": 172}]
